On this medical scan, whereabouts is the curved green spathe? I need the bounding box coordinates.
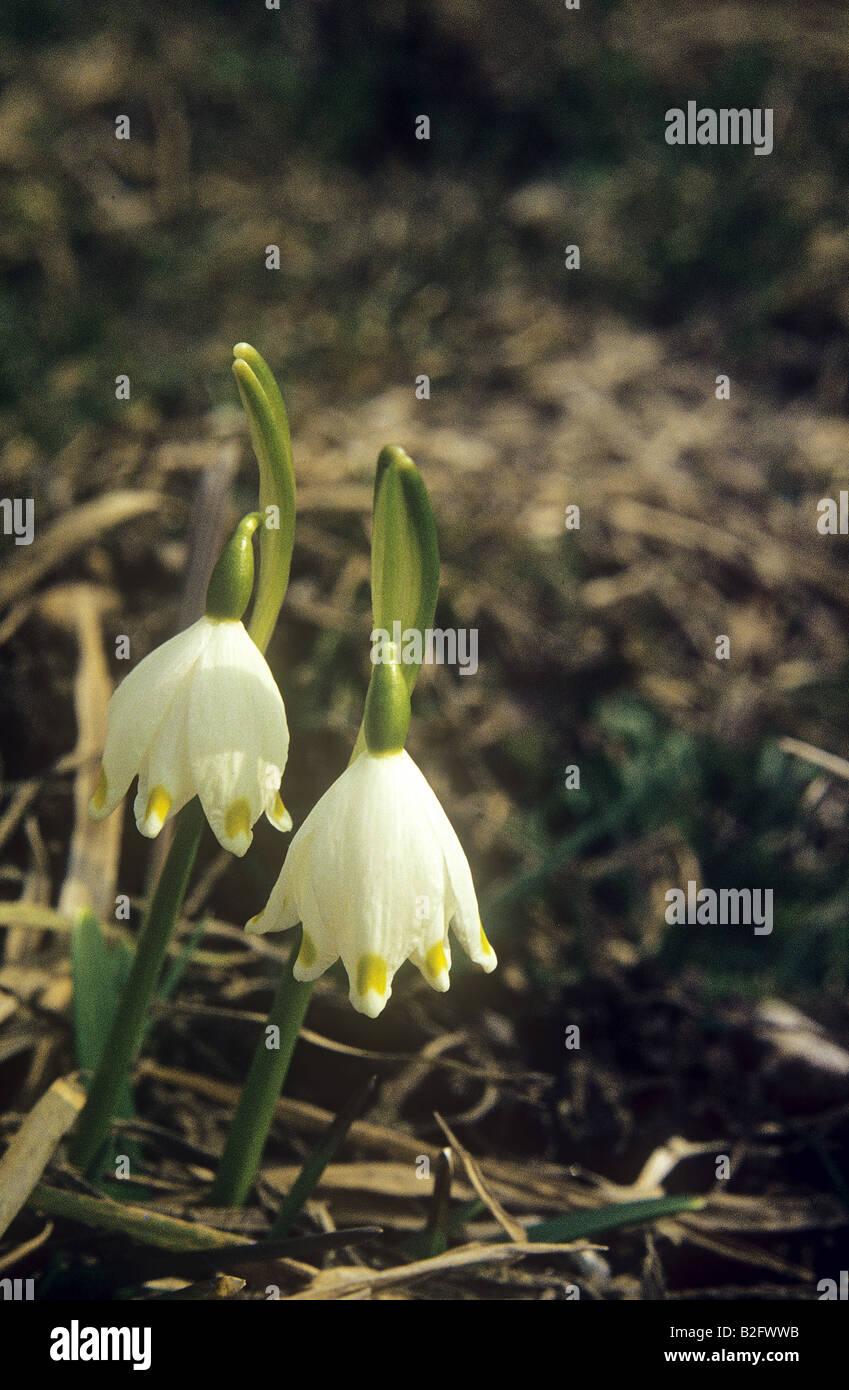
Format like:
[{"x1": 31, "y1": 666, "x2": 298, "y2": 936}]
[
  {"x1": 351, "y1": 446, "x2": 439, "y2": 760},
  {"x1": 232, "y1": 344, "x2": 296, "y2": 654},
  {"x1": 371, "y1": 445, "x2": 439, "y2": 693}
]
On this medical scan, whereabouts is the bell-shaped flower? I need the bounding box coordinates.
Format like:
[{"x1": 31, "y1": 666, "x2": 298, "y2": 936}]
[
  {"x1": 90, "y1": 514, "x2": 291, "y2": 856},
  {"x1": 246, "y1": 661, "x2": 495, "y2": 1017}
]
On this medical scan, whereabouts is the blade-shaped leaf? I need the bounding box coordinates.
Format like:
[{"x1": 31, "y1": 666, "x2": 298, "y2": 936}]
[
  {"x1": 525, "y1": 1194, "x2": 705, "y2": 1244},
  {"x1": 71, "y1": 910, "x2": 135, "y2": 1120},
  {"x1": 267, "y1": 1076, "x2": 378, "y2": 1240}
]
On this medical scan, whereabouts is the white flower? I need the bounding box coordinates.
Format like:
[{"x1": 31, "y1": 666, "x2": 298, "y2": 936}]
[
  {"x1": 246, "y1": 748, "x2": 496, "y2": 1018},
  {"x1": 90, "y1": 615, "x2": 291, "y2": 855}
]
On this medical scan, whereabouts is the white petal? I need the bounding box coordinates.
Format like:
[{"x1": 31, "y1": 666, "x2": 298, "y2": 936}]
[
  {"x1": 308, "y1": 753, "x2": 443, "y2": 1013},
  {"x1": 246, "y1": 826, "x2": 312, "y2": 936},
  {"x1": 244, "y1": 748, "x2": 494, "y2": 1018},
  {"x1": 133, "y1": 694, "x2": 194, "y2": 837},
  {"x1": 410, "y1": 756, "x2": 496, "y2": 973},
  {"x1": 187, "y1": 620, "x2": 289, "y2": 855},
  {"x1": 291, "y1": 872, "x2": 340, "y2": 981},
  {"x1": 91, "y1": 618, "x2": 213, "y2": 819},
  {"x1": 410, "y1": 932, "x2": 452, "y2": 992},
  {"x1": 265, "y1": 790, "x2": 293, "y2": 832}
]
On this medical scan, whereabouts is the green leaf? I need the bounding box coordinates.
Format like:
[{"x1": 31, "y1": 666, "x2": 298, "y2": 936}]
[
  {"x1": 267, "y1": 1076, "x2": 378, "y2": 1240},
  {"x1": 70, "y1": 802, "x2": 206, "y2": 1176},
  {"x1": 233, "y1": 342, "x2": 293, "y2": 453},
  {"x1": 524, "y1": 1194, "x2": 705, "y2": 1244},
  {"x1": 232, "y1": 345, "x2": 296, "y2": 655},
  {"x1": 28, "y1": 1182, "x2": 252, "y2": 1252},
  {"x1": 71, "y1": 910, "x2": 135, "y2": 1120},
  {"x1": 401, "y1": 1149, "x2": 465, "y2": 1261},
  {"x1": 157, "y1": 915, "x2": 209, "y2": 1008}
]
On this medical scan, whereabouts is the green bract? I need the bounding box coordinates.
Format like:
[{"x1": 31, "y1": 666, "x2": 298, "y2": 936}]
[
  {"x1": 364, "y1": 649, "x2": 411, "y2": 754},
  {"x1": 204, "y1": 512, "x2": 262, "y2": 621}
]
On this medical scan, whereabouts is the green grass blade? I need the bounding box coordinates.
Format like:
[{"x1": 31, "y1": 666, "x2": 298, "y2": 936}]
[
  {"x1": 70, "y1": 910, "x2": 135, "y2": 1120},
  {"x1": 267, "y1": 1076, "x2": 378, "y2": 1240},
  {"x1": 525, "y1": 1194, "x2": 705, "y2": 1244}
]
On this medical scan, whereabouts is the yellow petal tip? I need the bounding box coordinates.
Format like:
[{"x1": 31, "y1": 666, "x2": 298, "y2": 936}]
[
  {"x1": 353, "y1": 954, "x2": 389, "y2": 1017},
  {"x1": 478, "y1": 921, "x2": 497, "y2": 971},
  {"x1": 357, "y1": 953, "x2": 387, "y2": 996},
  {"x1": 297, "y1": 930, "x2": 318, "y2": 969},
  {"x1": 139, "y1": 784, "x2": 171, "y2": 837},
  {"x1": 269, "y1": 791, "x2": 293, "y2": 831},
  {"x1": 425, "y1": 941, "x2": 450, "y2": 989},
  {"x1": 224, "y1": 798, "x2": 252, "y2": 855},
  {"x1": 90, "y1": 766, "x2": 108, "y2": 816}
]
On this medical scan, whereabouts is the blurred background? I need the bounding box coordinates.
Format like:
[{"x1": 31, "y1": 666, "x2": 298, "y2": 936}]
[{"x1": 2, "y1": 0, "x2": 849, "y2": 1299}]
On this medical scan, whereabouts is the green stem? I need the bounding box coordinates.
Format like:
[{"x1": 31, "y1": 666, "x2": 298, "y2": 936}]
[
  {"x1": 208, "y1": 937, "x2": 313, "y2": 1207},
  {"x1": 71, "y1": 800, "x2": 205, "y2": 1176}
]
